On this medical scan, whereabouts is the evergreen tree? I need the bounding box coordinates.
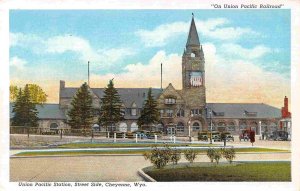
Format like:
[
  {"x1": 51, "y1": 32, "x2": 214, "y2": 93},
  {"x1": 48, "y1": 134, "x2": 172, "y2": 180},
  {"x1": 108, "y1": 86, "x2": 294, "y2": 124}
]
[
  {"x1": 67, "y1": 82, "x2": 94, "y2": 130},
  {"x1": 138, "y1": 88, "x2": 159, "y2": 130},
  {"x1": 98, "y1": 79, "x2": 124, "y2": 132},
  {"x1": 11, "y1": 85, "x2": 38, "y2": 127}
]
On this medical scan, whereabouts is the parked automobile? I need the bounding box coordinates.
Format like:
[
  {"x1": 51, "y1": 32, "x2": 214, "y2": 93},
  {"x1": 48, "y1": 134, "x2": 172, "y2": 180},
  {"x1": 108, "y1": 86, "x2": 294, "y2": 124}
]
[
  {"x1": 145, "y1": 131, "x2": 162, "y2": 139},
  {"x1": 221, "y1": 132, "x2": 234, "y2": 142},
  {"x1": 210, "y1": 131, "x2": 221, "y2": 142},
  {"x1": 133, "y1": 130, "x2": 149, "y2": 139},
  {"x1": 198, "y1": 131, "x2": 209, "y2": 141},
  {"x1": 267, "y1": 131, "x2": 288, "y2": 141},
  {"x1": 239, "y1": 130, "x2": 250, "y2": 141}
]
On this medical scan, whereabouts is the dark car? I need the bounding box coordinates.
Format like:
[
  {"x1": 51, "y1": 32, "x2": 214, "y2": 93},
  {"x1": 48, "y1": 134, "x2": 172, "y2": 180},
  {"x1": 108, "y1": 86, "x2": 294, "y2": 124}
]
[
  {"x1": 239, "y1": 130, "x2": 250, "y2": 141},
  {"x1": 267, "y1": 131, "x2": 288, "y2": 141},
  {"x1": 221, "y1": 132, "x2": 234, "y2": 142}
]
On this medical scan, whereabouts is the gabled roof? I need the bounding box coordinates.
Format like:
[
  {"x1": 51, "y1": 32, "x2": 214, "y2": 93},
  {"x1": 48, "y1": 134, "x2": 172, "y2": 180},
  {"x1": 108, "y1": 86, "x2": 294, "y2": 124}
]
[
  {"x1": 159, "y1": 83, "x2": 184, "y2": 100},
  {"x1": 61, "y1": 88, "x2": 163, "y2": 108},
  {"x1": 186, "y1": 16, "x2": 200, "y2": 47},
  {"x1": 10, "y1": 103, "x2": 66, "y2": 120},
  {"x1": 206, "y1": 103, "x2": 281, "y2": 119}
]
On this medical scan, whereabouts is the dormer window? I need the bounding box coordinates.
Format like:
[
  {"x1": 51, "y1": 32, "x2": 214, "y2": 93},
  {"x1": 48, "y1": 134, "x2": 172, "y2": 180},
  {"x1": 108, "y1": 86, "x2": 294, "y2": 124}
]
[
  {"x1": 131, "y1": 102, "x2": 137, "y2": 116},
  {"x1": 131, "y1": 108, "x2": 137, "y2": 116}
]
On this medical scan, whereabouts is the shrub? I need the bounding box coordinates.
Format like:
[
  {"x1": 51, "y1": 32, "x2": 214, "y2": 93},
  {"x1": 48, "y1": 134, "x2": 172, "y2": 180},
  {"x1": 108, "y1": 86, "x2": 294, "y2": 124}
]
[
  {"x1": 221, "y1": 148, "x2": 236, "y2": 164},
  {"x1": 170, "y1": 149, "x2": 181, "y2": 165},
  {"x1": 214, "y1": 149, "x2": 222, "y2": 164},
  {"x1": 143, "y1": 145, "x2": 172, "y2": 169},
  {"x1": 184, "y1": 149, "x2": 197, "y2": 163},
  {"x1": 143, "y1": 151, "x2": 151, "y2": 160},
  {"x1": 206, "y1": 148, "x2": 215, "y2": 163}
]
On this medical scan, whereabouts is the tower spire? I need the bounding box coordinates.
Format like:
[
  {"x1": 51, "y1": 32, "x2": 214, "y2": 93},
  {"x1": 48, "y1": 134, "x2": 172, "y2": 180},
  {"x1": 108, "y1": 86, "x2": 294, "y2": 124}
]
[{"x1": 186, "y1": 14, "x2": 200, "y2": 47}]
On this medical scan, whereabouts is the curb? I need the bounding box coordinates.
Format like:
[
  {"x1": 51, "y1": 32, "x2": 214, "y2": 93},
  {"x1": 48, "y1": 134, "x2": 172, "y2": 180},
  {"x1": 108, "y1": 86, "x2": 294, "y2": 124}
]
[{"x1": 138, "y1": 169, "x2": 156, "y2": 182}]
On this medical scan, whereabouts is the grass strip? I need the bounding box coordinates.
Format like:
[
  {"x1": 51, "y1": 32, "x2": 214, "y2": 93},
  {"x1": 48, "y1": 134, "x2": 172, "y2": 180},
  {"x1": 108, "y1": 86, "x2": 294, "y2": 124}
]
[
  {"x1": 14, "y1": 147, "x2": 288, "y2": 157},
  {"x1": 145, "y1": 162, "x2": 291, "y2": 181}
]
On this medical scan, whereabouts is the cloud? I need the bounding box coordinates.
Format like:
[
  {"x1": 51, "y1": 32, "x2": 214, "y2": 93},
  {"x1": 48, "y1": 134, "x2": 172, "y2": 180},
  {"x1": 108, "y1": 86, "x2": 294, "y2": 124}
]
[
  {"x1": 136, "y1": 22, "x2": 188, "y2": 47},
  {"x1": 203, "y1": 43, "x2": 290, "y2": 108},
  {"x1": 9, "y1": 56, "x2": 27, "y2": 70},
  {"x1": 89, "y1": 50, "x2": 181, "y2": 88},
  {"x1": 219, "y1": 43, "x2": 272, "y2": 59},
  {"x1": 10, "y1": 33, "x2": 135, "y2": 68},
  {"x1": 10, "y1": 32, "x2": 46, "y2": 53},
  {"x1": 136, "y1": 18, "x2": 259, "y2": 47},
  {"x1": 10, "y1": 46, "x2": 289, "y2": 108}
]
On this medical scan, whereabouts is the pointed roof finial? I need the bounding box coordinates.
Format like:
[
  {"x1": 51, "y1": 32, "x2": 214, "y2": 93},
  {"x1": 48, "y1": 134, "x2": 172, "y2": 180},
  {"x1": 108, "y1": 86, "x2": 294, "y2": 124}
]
[{"x1": 192, "y1": 12, "x2": 194, "y2": 17}]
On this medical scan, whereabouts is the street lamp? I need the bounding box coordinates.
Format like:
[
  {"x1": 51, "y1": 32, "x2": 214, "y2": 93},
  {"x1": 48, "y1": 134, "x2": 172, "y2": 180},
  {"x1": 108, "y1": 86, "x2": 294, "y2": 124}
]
[{"x1": 188, "y1": 111, "x2": 193, "y2": 142}]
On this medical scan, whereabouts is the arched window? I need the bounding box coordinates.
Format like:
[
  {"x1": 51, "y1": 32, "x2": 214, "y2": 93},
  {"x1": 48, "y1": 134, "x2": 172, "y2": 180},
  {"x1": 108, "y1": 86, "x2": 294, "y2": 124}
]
[
  {"x1": 177, "y1": 109, "x2": 185, "y2": 117},
  {"x1": 239, "y1": 122, "x2": 247, "y2": 131},
  {"x1": 92, "y1": 124, "x2": 100, "y2": 131},
  {"x1": 50, "y1": 123, "x2": 58, "y2": 129},
  {"x1": 130, "y1": 122, "x2": 138, "y2": 132},
  {"x1": 176, "y1": 122, "x2": 184, "y2": 132},
  {"x1": 217, "y1": 122, "x2": 226, "y2": 132},
  {"x1": 269, "y1": 122, "x2": 277, "y2": 132},
  {"x1": 119, "y1": 122, "x2": 127, "y2": 132},
  {"x1": 156, "y1": 123, "x2": 164, "y2": 132},
  {"x1": 227, "y1": 122, "x2": 235, "y2": 132},
  {"x1": 192, "y1": 122, "x2": 201, "y2": 131},
  {"x1": 261, "y1": 122, "x2": 267, "y2": 132}
]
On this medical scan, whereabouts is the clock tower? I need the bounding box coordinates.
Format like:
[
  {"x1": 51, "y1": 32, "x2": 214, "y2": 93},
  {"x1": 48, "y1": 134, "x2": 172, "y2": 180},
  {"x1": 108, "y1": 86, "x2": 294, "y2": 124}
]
[{"x1": 182, "y1": 15, "x2": 206, "y2": 110}]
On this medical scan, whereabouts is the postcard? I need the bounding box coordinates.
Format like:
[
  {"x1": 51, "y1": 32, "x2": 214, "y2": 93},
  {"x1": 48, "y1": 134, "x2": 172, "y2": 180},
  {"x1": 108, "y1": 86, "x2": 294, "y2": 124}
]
[{"x1": 0, "y1": 0, "x2": 300, "y2": 191}]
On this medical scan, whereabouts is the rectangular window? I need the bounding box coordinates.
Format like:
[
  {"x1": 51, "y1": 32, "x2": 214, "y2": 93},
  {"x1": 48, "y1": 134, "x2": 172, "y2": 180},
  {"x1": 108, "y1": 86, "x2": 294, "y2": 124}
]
[
  {"x1": 160, "y1": 109, "x2": 164, "y2": 117},
  {"x1": 166, "y1": 109, "x2": 173, "y2": 117},
  {"x1": 131, "y1": 108, "x2": 137, "y2": 116},
  {"x1": 177, "y1": 109, "x2": 185, "y2": 117},
  {"x1": 191, "y1": 109, "x2": 201, "y2": 115}
]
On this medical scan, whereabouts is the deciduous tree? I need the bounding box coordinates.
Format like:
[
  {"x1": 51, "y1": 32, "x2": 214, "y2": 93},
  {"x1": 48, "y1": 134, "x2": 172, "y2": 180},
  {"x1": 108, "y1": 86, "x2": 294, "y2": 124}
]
[{"x1": 10, "y1": 84, "x2": 47, "y2": 104}]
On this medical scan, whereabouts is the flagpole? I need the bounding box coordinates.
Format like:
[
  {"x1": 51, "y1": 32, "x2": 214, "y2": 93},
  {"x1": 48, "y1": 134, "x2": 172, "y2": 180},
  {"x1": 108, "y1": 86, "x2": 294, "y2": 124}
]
[
  {"x1": 88, "y1": 61, "x2": 90, "y2": 86},
  {"x1": 161, "y1": 63, "x2": 162, "y2": 90}
]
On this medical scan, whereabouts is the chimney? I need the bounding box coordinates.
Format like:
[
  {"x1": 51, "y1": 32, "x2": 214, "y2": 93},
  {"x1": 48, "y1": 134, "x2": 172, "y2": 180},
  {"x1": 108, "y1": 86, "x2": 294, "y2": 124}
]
[
  {"x1": 60, "y1": 80, "x2": 65, "y2": 90},
  {"x1": 284, "y1": 96, "x2": 288, "y2": 109}
]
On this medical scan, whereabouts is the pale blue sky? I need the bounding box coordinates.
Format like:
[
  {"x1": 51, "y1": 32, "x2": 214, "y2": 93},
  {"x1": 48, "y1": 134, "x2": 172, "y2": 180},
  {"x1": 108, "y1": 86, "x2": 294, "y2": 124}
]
[{"x1": 9, "y1": 10, "x2": 291, "y2": 106}]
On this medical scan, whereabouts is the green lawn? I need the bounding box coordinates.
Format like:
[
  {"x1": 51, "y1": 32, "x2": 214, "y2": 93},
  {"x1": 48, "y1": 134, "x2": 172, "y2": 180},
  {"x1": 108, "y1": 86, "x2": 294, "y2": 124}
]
[{"x1": 145, "y1": 162, "x2": 291, "y2": 181}]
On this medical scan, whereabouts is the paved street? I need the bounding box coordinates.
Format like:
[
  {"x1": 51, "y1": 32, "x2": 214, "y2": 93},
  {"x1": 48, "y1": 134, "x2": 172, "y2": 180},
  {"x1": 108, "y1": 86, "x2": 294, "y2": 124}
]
[{"x1": 10, "y1": 152, "x2": 290, "y2": 182}]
